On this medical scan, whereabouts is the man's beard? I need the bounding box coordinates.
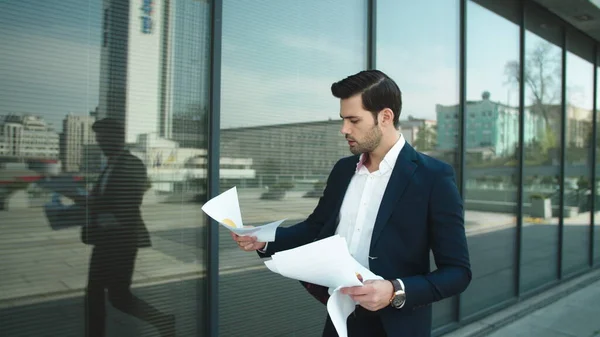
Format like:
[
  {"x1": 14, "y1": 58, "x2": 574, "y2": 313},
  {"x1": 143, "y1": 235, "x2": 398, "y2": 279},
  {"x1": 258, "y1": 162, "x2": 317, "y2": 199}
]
[{"x1": 347, "y1": 125, "x2": 382, "y2": 155}]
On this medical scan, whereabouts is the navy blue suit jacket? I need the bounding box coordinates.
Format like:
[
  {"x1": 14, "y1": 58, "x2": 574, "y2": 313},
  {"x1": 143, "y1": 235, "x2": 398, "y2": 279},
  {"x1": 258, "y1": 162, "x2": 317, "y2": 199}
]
[{"x1": 260, "y1": 143, "x2": 471, "y2": 337}]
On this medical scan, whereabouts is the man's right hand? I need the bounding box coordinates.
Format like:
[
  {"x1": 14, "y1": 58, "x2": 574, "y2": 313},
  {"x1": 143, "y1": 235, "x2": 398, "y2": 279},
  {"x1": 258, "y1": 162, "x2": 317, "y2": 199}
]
[{"x1": 230, "y1": 231, "x2": 266, "y2": 252}]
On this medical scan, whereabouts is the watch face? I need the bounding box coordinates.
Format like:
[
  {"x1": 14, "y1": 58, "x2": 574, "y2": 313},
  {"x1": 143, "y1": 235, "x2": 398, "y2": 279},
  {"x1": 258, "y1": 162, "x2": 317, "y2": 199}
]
[{"x1": 392, "y1": 293, "x2": 405, "y2": 308}]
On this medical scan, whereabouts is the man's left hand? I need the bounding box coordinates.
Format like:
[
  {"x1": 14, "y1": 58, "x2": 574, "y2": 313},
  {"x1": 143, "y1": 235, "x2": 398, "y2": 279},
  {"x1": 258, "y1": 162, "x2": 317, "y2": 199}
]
[{"x1": 340, "y1": 280, "x2": 394, "y2": 311}]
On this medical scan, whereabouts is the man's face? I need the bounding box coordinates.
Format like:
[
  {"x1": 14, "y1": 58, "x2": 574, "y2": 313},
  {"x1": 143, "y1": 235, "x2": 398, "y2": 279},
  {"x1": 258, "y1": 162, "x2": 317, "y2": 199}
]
[
  {"x1": 339, "y1": 94, "x2": 382, "y2": 155},
  {"x1": 95, "y1": 132, "x2": 119, "y2": 157}
]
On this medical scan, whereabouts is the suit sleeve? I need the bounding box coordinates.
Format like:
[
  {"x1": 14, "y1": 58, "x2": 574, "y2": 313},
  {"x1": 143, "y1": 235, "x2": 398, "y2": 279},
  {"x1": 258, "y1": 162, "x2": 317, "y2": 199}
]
[
  {"x1": 258, "y1": 160, "x2": 342, "y2": 257},
  {"x1": 400, "y1": 164, "x2": 472, "y2": 310}
]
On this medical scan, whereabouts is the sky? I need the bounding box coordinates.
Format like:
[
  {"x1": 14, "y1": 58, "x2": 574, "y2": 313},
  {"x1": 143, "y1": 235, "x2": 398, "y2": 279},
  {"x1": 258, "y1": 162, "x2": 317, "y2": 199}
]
[{"x1": 0, "y1": 0, "x2": 595, "y2": 132}]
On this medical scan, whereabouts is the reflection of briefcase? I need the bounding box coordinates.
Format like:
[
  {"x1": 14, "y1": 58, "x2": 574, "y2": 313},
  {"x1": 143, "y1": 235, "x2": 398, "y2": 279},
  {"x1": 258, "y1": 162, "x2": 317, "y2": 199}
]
[{"x1": 43, "y1": 194, "x2": 86, "y2": 230}]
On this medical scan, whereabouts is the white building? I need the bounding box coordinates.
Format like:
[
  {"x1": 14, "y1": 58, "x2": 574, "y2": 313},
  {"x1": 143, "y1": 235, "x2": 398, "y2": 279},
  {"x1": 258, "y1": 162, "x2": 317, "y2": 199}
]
[
  {"x1": 97, "y1": 0, "x2": 209, "y2": 146},
  {"x1": 399, "y1": 116, "x2": 437, "y2": 152},
  {"x1": 0, "y1": 115, "x2": 59, "y2": 159},
  {"x1": 130, "y1": 133, "x2": 255, "y2": 193},
  {"x1": 98, "y1": 0, "x2": 165, "y2": 143},
  {"x1": 61, "y1": 114, "x2": 96, "y2": 172}
]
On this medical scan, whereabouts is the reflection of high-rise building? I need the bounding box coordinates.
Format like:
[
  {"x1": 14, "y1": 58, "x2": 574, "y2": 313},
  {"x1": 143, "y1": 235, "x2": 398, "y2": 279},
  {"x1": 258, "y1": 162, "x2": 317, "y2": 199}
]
[
  {"x1": 98, "y1": 0, "x2": 164, "y2": 143},
  {"x1": 162, "y1": 0, "x2": 210, "y2": 145},
  {"x1": 436, "y1": 91, "x2": 546, "y2": 157},
  {"x1": 0, "y1": 115, "x2": 59, "y2": 159},
  {"x1": 61, "y1": 114, "x2": 97, "y2": 172},
  {"x1": 98, "y1": 0, "x2": 209, "y2": 145}
]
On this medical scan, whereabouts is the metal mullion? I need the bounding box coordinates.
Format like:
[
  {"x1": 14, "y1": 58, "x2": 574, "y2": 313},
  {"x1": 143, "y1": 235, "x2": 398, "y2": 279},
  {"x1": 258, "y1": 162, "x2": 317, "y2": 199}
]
[
  {"x1": 557, "y1": 26, "x2": 567, "y2": 279},
  {"x1": 515, "y1": 0, "x2": 525, "y2": 298},
  {"x1": 367, "y1": 0, "x2": 377, "y2": 70},
  {"x1": 457, "y1": 0, "x2": 467, "y2": 323},
  {"x1": 206, "y1": 0, "x2": 223, "y2": 336},
  {"x1": 590, "y1": 44, "x2": 598, "y2": 267}
]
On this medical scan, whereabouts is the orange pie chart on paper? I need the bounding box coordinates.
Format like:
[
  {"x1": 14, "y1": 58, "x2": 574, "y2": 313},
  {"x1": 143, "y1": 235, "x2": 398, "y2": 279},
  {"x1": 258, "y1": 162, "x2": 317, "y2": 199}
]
[{"x1": 221, "y1": 218, "x2": 237, "y2": 228}]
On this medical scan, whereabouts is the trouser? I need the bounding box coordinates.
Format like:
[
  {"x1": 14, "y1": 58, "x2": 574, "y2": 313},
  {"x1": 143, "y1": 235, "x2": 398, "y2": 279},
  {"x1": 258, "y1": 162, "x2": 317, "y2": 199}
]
[
  {"x1": 84, "y1": 245, "x2": 174, "y2": 337},
  {"x1": 322, "y1": 306, "x2": 387, "y2": 337}
]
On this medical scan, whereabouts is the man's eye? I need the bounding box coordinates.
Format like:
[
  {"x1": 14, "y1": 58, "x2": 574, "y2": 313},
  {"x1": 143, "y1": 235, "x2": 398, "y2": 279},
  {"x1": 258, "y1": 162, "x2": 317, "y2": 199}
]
[{"x1": 350, "y1": 120, "x2": 358, "y2": 124}]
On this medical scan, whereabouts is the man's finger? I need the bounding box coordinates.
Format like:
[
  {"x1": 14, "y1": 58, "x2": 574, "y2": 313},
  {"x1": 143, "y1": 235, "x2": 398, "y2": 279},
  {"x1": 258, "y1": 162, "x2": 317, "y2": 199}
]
[
  {"x1": 237, "y1": 236, "x2": 256, "y2": 243},
  {"x1": 341, "y1": 285, "x2": 369, "y2": 296}
]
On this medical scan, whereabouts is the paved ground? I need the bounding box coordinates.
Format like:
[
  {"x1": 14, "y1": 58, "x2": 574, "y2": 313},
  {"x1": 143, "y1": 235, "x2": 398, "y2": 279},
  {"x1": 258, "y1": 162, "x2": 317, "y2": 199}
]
[
  {"x1": 443, "y1": 269, "x2": 600, "y2": 337},
  {"x1": 488, "y1": 277, "x2": 600, "y2": 337}
]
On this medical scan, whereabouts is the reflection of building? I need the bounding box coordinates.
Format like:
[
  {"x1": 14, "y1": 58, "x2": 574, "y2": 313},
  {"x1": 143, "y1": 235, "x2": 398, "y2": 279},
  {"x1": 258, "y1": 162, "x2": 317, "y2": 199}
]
[
  {"x1": 399, "y1": 116, "x2": 437, "y2": 151},
  {"x1": 98, "y1": 0, "x2": 209, "y2": 145},
  {"x1": 132, "y1": 133, "x2": 254, "y2": 193},
  {"x1": 162, "y1": 0, "x2": 210, "y2": 145},
  {"x1": 98, "y1": 0, "x2": 164, "y2": 143},
  {"x1": 436, "y1": 92, "x2": 546, "y2": 157},
  {"x1": 222, "y1": 120, "x2": 348, "y2": 178},
  {"x1": 61, "y1": 114, "x2": 96, "y2": 172},
  {"x1": 536, "y1": 104, "x2": 593, "y2": 148},
  {"x1": 83, "y1": 132, "x2": 255, "y2": 193},
  {"x1": 0, "y1": 115, "x2": 60, "y2": 159}
]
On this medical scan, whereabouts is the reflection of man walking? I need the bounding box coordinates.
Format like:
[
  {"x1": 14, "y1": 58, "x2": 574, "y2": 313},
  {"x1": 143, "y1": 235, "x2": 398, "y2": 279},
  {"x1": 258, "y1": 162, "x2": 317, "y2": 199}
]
[{"x1": 79, "y1": 118, "x2": 175, "y2": 337}]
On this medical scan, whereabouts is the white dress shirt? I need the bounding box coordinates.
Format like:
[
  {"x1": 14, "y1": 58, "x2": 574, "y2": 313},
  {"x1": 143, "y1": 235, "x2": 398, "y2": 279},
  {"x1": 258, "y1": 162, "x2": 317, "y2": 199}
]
[
  {"x1": 332, "y1": 134, "x2": 406, "y2": 303},
  {"x1": 262, "y1": 134, "x2": 407, "y2": 304},
  {"x1": 336, "y1": 133, "x2": 405, "y2": 269}
]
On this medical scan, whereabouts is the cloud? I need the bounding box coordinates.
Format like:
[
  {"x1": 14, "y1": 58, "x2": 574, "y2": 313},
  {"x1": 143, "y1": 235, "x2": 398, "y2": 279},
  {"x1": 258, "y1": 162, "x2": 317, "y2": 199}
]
[
  {"x1": 220, "y1": 33, "x2": 366, "y2": 129},
  {"x1": 220, "y1": 64, "x2": 345, "y2": 129},
  {"x1": 377, "y1": 44, "x2": 460, "y2": 119},
  {"x1": 275, "y1": 34, "x2": 363, "y2": 65}
]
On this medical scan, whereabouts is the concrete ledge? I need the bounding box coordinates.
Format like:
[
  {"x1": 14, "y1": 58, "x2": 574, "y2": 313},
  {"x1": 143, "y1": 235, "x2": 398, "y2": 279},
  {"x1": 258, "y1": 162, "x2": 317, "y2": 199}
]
[{"x1": 442, "y1": 268, "x2": 600, "y2": 337}]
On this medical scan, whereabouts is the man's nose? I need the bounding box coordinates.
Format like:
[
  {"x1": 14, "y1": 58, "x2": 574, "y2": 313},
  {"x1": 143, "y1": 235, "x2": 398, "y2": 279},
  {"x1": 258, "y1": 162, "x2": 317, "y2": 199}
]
[{"x1": 340, "y1": 124, "x2": 349, "y2": 136}]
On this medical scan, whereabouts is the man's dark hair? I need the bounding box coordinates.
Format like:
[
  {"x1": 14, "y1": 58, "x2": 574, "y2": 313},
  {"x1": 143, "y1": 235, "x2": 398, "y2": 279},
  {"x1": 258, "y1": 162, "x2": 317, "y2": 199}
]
[
  {"x1": 92, "y1": 117, "x2": 125, "y2": 145},
  {"x1": 331, "y1": 70, "x2": 402, "y2": 128}
]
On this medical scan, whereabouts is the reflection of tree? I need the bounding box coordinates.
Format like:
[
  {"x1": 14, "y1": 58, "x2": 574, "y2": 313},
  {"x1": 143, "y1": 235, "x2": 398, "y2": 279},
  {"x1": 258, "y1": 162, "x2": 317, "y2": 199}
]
[
  {"x1": 505, "y1": 41, "x2": 562, "y2": 161},
  {"x1": 504, "y1": 41, "x2": 561, "y2": 125},
  {"x1": 413, "y1": 124, "x2": 437, "y2": 152}
]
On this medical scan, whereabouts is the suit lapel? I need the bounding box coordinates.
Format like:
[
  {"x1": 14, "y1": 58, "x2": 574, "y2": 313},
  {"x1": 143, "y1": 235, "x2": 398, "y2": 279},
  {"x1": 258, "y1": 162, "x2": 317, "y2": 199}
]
[{"x1": 369, "y1": 144, "x2": 419, "y2": 251}]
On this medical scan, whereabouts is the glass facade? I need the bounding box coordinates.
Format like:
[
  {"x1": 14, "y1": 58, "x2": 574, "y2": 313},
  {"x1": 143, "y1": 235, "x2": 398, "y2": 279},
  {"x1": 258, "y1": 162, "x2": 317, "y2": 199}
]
[{"x1": 0, "y1": 0, "x2": 599, "y2": 336}]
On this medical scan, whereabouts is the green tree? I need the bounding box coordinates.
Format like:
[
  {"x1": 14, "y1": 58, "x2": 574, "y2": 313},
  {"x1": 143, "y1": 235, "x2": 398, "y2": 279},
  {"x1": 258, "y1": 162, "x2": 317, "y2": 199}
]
[{"x1": 413, "y1": 124, "x2": 437, "y2": 151}]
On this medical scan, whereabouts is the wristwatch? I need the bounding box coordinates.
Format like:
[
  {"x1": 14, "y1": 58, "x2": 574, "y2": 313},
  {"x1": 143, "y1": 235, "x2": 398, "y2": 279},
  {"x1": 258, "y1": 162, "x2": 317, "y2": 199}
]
[{"x1": 389, "y1": 279, "x2": 406, "y2": 309}]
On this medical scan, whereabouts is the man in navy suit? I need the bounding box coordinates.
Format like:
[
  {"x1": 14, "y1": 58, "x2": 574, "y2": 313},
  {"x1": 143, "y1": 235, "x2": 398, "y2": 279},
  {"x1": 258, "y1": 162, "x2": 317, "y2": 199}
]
[{"x1": 232, "y1": 70, "x2": 471, "y2": 337}]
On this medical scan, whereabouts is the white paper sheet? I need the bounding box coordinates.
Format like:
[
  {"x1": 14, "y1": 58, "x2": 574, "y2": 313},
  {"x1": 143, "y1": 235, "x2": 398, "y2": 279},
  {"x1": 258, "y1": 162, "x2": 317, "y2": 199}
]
[
  {"x1": 263, "y1": 235, "x2": 383, "y2": 337},
  {"x1": 201, "y1": 186, "x2": 284, "y2": 242}
]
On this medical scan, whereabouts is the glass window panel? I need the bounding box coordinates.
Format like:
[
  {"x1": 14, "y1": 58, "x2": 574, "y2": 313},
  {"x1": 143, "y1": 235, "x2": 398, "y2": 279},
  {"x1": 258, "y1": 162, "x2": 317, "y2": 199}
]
[
  {"x1": 595, "y1": 48, "x2": 600, "y2": 266},
  {"x1": 562, "y1": 31, "x2": 594, "y2": 276},
  {"x1": 377, "y1": 0, "x2": 460, "y2": 328},
  {"x1": 461, "y1": 0, "x2": 520, "y2": 317},
  {"x1": 519, "y1": 4, "x2": 563, "y2": 293},
  {"x1": 220, "y1": 1, "x2": 367, "y2": 336},
  {"x1": 0, "y1": 0, "x2": 210, "y2": 336}
]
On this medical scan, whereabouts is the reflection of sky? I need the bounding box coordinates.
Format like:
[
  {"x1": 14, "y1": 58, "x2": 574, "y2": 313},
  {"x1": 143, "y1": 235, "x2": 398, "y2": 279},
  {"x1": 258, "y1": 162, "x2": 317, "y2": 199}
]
[
  {"x1": 221, "y1": 0, "x2": 367, "y2": 128},
  {"x1": 0, "y1": 0, "x2": 102, "y2": 131},
  {"x1": 0, "y1": 0, "x2": 596, "y2": 131}
]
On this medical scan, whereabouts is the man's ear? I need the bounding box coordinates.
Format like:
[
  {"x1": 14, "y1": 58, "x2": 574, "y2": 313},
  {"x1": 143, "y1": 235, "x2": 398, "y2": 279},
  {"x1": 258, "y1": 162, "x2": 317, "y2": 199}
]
[{"x1": 380, "y1": 108, "x2": 394, "y2": 126}]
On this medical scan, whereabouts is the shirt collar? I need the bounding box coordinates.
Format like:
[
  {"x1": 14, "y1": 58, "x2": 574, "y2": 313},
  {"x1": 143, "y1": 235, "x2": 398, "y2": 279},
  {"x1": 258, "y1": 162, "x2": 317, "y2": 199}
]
[{"x1": 356, "y1": 133, "x2": 406, "y2": 174}]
